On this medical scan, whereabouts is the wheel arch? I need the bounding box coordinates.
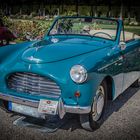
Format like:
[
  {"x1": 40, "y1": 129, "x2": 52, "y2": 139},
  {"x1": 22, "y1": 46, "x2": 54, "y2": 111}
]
[{"x1": 103, "y1": 76, "x2": 114, "y2": 101}]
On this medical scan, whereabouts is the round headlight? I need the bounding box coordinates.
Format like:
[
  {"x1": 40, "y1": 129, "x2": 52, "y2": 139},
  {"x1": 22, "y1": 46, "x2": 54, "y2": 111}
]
[{"x1": 70, "y1": 65, "x2": 88, "y2": 84}]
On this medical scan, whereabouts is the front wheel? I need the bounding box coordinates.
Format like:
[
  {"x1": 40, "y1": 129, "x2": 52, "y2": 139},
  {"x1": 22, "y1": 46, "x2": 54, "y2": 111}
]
[{"x1": 80, "y1": 81, "x2": 107, "y2": 131}]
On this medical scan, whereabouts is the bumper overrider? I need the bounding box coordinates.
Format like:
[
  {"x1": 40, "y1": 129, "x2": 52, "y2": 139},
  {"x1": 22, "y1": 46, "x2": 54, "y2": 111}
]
[{"x1": 0, "y1": 93, "x2": 91, "y2": 119}]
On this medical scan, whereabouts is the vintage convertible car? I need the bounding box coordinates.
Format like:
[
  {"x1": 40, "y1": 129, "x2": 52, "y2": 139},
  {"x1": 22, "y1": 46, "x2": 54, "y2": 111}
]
[{"x1": 0, "y1": 16, "x2": 140, "y2": 131}]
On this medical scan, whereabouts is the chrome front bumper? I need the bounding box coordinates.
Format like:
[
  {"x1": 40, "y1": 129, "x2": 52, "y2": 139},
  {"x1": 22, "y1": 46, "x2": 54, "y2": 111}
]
[{"x1": 0, "y1": 93, "x2": 91, "y2": 118}]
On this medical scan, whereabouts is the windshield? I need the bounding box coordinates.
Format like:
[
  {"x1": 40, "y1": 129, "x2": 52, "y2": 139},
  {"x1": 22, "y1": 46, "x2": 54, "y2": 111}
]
[{"x1": 49, "y1": 17, "x2": 118, "y2": 41}]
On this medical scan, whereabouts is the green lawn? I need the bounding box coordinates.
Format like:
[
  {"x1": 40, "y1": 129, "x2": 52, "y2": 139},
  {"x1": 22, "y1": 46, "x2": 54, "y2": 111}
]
[{"x1": 124, "y1": 26, "x2": 140, "y2": 35}]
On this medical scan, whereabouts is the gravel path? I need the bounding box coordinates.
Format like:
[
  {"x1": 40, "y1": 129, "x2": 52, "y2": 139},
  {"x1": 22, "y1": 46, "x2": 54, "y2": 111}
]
[{"x1": 0, "y1": 87, "x2": 140, "y2": 140}]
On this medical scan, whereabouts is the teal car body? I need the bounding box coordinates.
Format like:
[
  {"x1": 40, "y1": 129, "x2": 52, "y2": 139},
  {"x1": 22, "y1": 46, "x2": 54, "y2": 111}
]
[{"x1": 0, "y1": 16, "x2": 140, "y2": 120}]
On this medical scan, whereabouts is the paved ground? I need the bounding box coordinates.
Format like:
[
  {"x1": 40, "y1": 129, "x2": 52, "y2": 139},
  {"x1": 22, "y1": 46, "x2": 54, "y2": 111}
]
[{"x1": 0, "y1": 87, "x2": 140, "y2": 140}]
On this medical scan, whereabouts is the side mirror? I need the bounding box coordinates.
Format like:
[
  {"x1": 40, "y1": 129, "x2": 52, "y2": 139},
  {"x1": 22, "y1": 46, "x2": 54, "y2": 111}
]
[{"x1": 119, "y1": 42, "x2": 126, "y2": 51}]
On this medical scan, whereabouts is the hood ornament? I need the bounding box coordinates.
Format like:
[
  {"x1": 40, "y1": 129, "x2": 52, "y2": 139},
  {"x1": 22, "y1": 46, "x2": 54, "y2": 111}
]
[{"x1": 27, "y1": 56, "x2": 41, "y2": 63}]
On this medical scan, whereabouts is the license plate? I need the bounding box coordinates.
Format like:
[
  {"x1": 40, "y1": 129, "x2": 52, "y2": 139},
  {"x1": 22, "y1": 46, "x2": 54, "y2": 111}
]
[
  {"x1": 38, "y1": 99, "x2": 58, "y2": 115},
  {"x1": 8, "y1": 102, "x2": 45, "y2": 119}
]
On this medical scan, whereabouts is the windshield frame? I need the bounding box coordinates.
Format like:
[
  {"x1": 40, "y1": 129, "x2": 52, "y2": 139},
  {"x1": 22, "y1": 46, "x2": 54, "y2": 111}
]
[{"x1": 46, "y1": 16, "x2": 119, "y2": 41}]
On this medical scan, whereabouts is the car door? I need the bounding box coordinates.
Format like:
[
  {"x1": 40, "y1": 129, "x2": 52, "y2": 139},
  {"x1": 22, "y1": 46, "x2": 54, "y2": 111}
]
[{"x1": 121, "y1": 27, "x2": 140, "y2": 91}]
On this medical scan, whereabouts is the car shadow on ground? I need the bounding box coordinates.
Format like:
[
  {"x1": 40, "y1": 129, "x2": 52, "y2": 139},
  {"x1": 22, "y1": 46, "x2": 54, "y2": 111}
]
[{"x1": 59, "y1": 87, "x2": 140, "y2": 132}]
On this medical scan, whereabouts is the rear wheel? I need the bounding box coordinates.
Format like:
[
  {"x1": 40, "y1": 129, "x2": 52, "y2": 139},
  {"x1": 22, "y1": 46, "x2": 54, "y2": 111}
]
[{"x1": 80, "y1": 81, "x2": 107, "y2": 131}]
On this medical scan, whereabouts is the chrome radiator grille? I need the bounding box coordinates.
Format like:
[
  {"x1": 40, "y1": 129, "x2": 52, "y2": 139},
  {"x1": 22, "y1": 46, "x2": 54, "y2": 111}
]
[{"x1": 7, "y1": 72, "x2": 61, "y2": 98}]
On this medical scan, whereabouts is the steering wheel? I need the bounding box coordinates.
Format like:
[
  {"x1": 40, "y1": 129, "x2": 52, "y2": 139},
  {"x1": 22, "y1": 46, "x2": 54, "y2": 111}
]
[{"x1": 92, "y1": 32, "x2": 113, "y2": 39}]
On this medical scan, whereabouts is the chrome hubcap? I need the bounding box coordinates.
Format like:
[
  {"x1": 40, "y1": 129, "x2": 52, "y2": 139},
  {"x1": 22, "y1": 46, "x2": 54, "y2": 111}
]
[{"x1": 92, "y1": 86, "x2": 105, "y2": 121}]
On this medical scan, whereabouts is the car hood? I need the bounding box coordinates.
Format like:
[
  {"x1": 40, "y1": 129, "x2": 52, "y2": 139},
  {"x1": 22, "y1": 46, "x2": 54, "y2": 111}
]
[{"x1": 21, "y1": 38, "x2": 112, "y2": 63}]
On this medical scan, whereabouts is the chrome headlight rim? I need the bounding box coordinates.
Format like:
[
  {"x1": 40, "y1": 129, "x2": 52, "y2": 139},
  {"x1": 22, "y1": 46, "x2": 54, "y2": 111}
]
[{"x1": 70, "y1": 65, "x2": 88, "y2": 84}]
